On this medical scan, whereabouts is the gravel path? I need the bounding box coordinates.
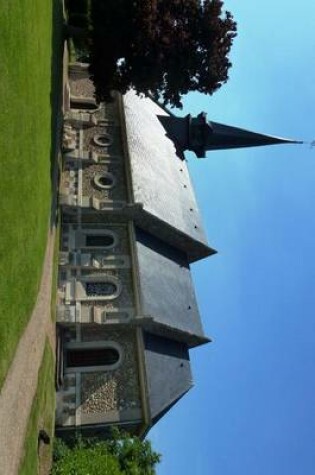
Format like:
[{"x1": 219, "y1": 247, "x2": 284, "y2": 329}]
[{"x1": 0, "y1": 226, "x2": 56, "y2": 475}]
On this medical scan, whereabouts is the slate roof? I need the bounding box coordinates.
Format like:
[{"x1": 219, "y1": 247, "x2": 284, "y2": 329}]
[
  {"x1": 143, "y1": 332, "x2": 194, "y2": 423},
  {"x1": 122, "y1": 92, "x2": 213, "y2": 428},
  {"x1": 135, "y1": 228, "x2": 209, "y2": 346},
  {"x1": 123, "y1": 91, "x2": 216, "y2": 262}
]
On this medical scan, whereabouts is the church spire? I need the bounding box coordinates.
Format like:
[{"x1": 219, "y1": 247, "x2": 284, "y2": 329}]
[{"x1": 158, "y1": 112, "x2": 302, "y2": 158}]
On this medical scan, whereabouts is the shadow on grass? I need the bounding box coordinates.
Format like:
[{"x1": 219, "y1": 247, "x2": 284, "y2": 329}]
[{"x1": 50, "y1": 0, "x2": 64, "y2": 230}]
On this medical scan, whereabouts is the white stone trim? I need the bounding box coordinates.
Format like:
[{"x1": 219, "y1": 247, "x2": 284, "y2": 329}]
[
  {"x1": 75, "y1": 302, "x2": 81, "y2": 323},
  {"x1": 96, "y1": 154, "x2": 122, "y2": 163},
  {"x1": 75, "y1": 373, "x2": 81, "y2": 426},
  {"x1": 97, "y1": 119, "x2": 115, "y2": 127},
  {"x1": 92, "y1": 198, "x2": 126, "y2": 211},
  {"x1": 78, "y1": 163, "x2": 83, "y2": 206},
  {"x1": 79, "y1": 128, "x2": 84, "y2": 151},
  {"x1": 93, "y1": 306, "x2": 133, "y2": 324}
]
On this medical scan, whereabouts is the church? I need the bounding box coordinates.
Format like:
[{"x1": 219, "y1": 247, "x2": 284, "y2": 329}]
[{"x1": 55, "y1": 63, "x2": 299, "y2": 437}]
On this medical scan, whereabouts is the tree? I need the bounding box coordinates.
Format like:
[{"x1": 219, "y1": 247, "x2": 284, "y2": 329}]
[
  {"x1": 52, "y1": 438, "x2": 122, "y2": 475},
  {"x1": 52, "y1": 430, "x2": 161, "y2": 474},
  {"x1": 107, "y1": 427, "x2": 161, "y2": 474},
  {"x1": 67, "y1": 0, "x2": 237, "y2": 108}
]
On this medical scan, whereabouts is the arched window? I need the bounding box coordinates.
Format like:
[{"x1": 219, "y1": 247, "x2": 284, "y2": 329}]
[
  {"x1": 78, "y1": 275, "x2": 121, "y2": 301},
  {"x1": 85, "y1": 234, "x2": 115, "y2": 247},
  {"x1": 82, "y1": 230, "x2": 117, "y2": 249},
  {"x1": 85, "y1": 281, "x2": 117, "y2": 297},
  {"x1": 67, "y1": 347, "x2": 119, "y2": 368}
]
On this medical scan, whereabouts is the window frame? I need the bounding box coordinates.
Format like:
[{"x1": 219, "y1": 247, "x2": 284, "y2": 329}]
[
  {"x1": 93, "y1": 172, "x2": 116, "y2": 190},
  {"x1": 64, "y1": 341, "x2": 123, "y2": 373},
  {"x1": 76, "y1": 274, "x2": 121, "y2": 301},
  {"x1": 79, "y1": 229, "x2": 118, "y2": 250},
  {"x1": 93, "y1": 133, "x2": 112, "y2": 147}
]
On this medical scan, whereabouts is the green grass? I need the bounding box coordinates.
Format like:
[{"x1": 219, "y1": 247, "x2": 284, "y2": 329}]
[
  {"x1": 19, "y1": 340, "x2": 55, "y2": 475},
  {"x1": 0, "y1": 0, "x2": 63, "y2": 387}
]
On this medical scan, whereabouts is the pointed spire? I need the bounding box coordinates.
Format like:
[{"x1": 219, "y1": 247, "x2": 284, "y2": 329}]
[
  {"x1": 206, "y1": 120, "x2": 302, "y2": 153},
  {"x1": 158, "y1": 112, "x2": 302, "y2": 158}
]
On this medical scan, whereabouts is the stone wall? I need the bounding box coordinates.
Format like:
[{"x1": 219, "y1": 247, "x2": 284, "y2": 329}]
[
  {"x1": 57, "y1": 76, "x2": 143, "y2": 431},
  {"x1": 69, "y1": 76, "x2": 95, "y2": 98},
  {"x1": 82, "y1": 162, "x2": 127, "y2": 202},
  {"x1": 83, "y1": 125, "x2": 123, "y2": 156},
  {"x1": 80, "y1": 328, "x2": 141, "y2": 414}
]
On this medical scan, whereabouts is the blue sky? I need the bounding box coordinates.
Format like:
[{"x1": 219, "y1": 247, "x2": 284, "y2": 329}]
[{"x1": 149, "y1": 1, "x2": 315, "y2": 474}]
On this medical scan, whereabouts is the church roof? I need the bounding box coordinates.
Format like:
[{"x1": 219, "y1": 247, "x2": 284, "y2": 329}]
[
  {"x1": 135, "y1": 228, "x2": 209, "y2": 346},
  {"x1": 122, "y1": 91, "x2": 215, "y2": 262},
  {"x1": 143, "y1": 332, "x2": 194, "y2": 423}
]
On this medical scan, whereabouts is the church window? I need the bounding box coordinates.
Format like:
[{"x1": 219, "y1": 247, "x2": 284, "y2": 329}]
[
  {"x1": 93, "y1": 133, "x2": 112, "y2": 147},
  {"x1": 67, "y1": 347, "x2": 119, "y2": 368},
  {"x1": 82, "y1": 229, "x2": 117, "y2": 249},
  {"x1": 98, "y1": 175, "x2": 112, "y2": 187},
  {"x1": 85, "y1": 234, "x2": 115, "y2": 247},
  {"x1": 94, "y1": 172, "x2": 115, "y2": 189},
  {"x1": 70, "y1": 98, "x2": 99, "y2": 111},
  {"x1": 85, "y1": 281, "x2": 117, "y2": 297},
  {"x1": 77, "y1": 275, "x2": 121, "y2": 301}
]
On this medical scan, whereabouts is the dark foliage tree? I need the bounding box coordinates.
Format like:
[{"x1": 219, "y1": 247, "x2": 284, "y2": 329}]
[{"x1": 69, "y1": 0, "x2": 237, "y2": 108}]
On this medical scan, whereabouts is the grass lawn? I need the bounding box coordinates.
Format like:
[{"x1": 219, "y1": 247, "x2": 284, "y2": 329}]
[
  {"x1": 0, "y1": 0, "x2": 63, "y2": 387},
  {"x1": 19, "y1": 340, "x2": 55, "y2": 475}
]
